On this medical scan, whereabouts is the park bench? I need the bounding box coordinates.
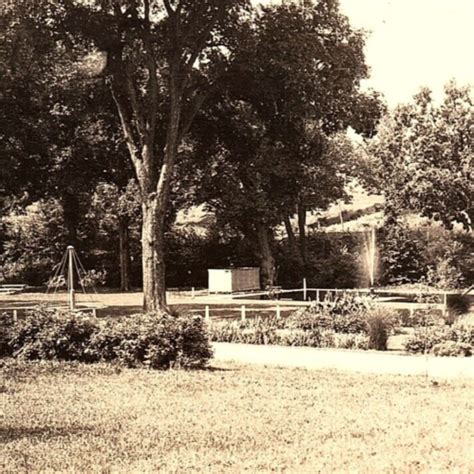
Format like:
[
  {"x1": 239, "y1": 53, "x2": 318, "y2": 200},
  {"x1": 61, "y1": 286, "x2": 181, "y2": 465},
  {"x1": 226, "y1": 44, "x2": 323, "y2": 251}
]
[{"x1": 0, "y1": 284, "x2": 28, "y2": 295}]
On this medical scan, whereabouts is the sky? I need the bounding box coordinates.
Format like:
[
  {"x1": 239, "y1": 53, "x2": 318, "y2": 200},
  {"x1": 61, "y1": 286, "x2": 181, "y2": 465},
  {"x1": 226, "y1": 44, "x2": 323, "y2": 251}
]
[{"x1": 263, "y1": 0, "x2": 474, "y2": 108}]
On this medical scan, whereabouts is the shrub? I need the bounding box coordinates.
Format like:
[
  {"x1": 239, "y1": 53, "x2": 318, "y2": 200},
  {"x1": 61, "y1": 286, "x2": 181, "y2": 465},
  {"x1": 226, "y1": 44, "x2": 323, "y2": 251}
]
[
  {"x1": 0, "y1": 313, "x2": 14, "y2": 356},
  {"x1": 446, "y1": 294, "x2": 471, "y2": 318},
  {"x1": 366, "y1": 309, "x2": 394, "y2": 351},
  {"x1": 404, "y1": 320, "x2": 474, "y2": 356},
  {"x1": 2, "y1": 310, "x2": 213, "y2": 369},
  {"x1": 287, "y1": 294, "x2": 371, "y2": 335},
  {"x1": 432, "y1": 341, "x2": 472, "y2": 357},
  {"x1": 404, "y1": 326, "x2": 451, "y2": 354},
  {"x1": 88, "y1": 312, "x2": 214, "y2": 369},
  {"x1": 449, "y1": 323, "x2": 474, "y2": 345}
]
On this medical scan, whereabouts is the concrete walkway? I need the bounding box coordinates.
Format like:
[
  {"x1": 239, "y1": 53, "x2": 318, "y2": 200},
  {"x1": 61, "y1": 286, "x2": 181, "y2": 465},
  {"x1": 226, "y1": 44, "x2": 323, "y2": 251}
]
[{"x1": 212, "y1": 342, "x2": 474, "y2": 378}]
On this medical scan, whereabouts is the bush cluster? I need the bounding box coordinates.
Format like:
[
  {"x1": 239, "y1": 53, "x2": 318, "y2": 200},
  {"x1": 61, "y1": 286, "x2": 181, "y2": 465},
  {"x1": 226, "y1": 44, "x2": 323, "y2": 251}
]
[
  {"x1": 404, "y1": 322, "x2": 473, "y2": 356},
  {"x1": 0, "y1": 310, "x2": 213, "y2": 369},
  {"x1": 209, "y1": 295, "x2": 395, "y2": 351}
]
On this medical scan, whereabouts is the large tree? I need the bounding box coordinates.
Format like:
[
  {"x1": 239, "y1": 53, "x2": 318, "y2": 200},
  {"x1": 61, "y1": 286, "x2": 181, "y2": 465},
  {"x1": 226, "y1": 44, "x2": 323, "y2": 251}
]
[
  {"x1": 57, "y1": 0, "x2": 248, "y2": 310},
  {"x1": 186, "y1": 1, "x2": 383, "y2": 285},
  {"x1": 370, "y1": 82, "x2": 473, "y2": 230}
]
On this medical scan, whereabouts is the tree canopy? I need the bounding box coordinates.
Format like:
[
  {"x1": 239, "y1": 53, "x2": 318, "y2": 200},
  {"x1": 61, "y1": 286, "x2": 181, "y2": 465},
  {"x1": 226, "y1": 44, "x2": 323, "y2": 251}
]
[
  {"x1": 185, "y1": 1, "x2": 383, "y2": 284},
  {"x1": 371, "y1": 82, "x2": 473, "y2": 230}
]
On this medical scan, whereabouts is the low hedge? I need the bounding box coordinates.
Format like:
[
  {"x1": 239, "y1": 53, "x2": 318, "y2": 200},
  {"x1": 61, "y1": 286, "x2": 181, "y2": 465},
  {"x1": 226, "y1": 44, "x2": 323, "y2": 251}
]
[
  {"x1": 0, "y1": 310, "x2": 213, "y2": 369},
  {"x1": 404, "y1": 322, "x2": 473, "y2": 356}
]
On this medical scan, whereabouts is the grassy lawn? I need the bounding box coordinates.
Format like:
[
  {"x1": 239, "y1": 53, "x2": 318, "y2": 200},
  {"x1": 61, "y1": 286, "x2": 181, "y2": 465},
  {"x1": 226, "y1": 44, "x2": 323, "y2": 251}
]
[{"x1": 2, "y1": 361, "x2": 473, "y2": 472}]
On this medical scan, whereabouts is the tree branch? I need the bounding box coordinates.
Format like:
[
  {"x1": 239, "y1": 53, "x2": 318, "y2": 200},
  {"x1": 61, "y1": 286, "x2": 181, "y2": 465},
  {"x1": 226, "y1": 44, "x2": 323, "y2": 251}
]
[
  {"x1": 143, "y1": 0, "x2": 158, "y2": 154},
  {"x1": 163, "y1": 0, "x2": 175, "y2": 16},
  {"x1": 110, "y1": 78, "x2": 145, "y2": 190},
  {"x1": 179, "y1": 89, "x2": 212, "y2": 141},
  {"x1": 184, "y1": 5, "x2": 226, "y2": 74},
  {"x1": 124, "y1": 66, "x2": 146, "y2": 143}
]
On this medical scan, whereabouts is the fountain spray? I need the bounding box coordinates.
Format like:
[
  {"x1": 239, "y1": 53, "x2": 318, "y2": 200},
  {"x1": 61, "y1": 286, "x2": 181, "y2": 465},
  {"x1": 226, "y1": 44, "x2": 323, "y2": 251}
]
[{"x1": 364, "y1": 226, "x2": 377, "y2": 288}]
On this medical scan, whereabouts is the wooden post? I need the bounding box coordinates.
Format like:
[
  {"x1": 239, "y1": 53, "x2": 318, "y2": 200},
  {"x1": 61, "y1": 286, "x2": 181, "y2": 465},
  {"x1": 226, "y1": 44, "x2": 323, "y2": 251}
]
[
  {"x1": 92, "y1": 308, "x2": 97, "y2": 318},
  {"x1": 241, "y1": 305, "x2": 246, "y2": 321},
  {"x1": 442, "y1": 292, "x2": 448, "y2": 316},
  {"x1": 303, "y1": 278, "x2": 307, "y2": 301},
  {"x1": 13, "y1": 309, "x2": 18, "y2": 322},
  {"x1": 205, "y1": 305, "x2": 210, "y2": 321},
  {"x1": 316, "y1": 289, "x2": 320, "y2": 303},
  {"x1": 191, "y1": 287, "x2": 195, "y2": 299},
  {"x1": 276, "y1": 304, "x2": 281, "y2": 319}
]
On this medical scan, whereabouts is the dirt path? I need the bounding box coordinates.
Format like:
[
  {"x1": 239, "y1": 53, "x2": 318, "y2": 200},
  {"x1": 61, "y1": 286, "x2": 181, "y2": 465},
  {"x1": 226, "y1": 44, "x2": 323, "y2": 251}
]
[{"x1": 212, "y1": 342, "x2": 474, "y2": 378}]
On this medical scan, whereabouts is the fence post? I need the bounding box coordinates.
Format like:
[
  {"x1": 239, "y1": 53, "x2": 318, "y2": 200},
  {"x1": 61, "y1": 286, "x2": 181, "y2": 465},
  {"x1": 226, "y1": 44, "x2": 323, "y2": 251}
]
[
  {"x1": 316, "y1": 289, "x2": 320, "y2": 303},
  {"x1": 191, "y1": 287, "x2": 195, "y2": 299},
  {"x1": 13, "y1": 309, "x2": 18, "y2": 322},
  {"x1": 303, "y1": 278, "x2": 307, "y2": 301},
  {"x1": 442, "y1": 292, "x2": 448, "y2": 316},
  {"x1": 276, "y1": 304, "x2": 281, "y2": 319},
  {"x1": 241, "y1": 305, "x2": 246, "y2": 322},
  {"x1": 205, "y1": 305, "x2": 210, "y2": 322}
]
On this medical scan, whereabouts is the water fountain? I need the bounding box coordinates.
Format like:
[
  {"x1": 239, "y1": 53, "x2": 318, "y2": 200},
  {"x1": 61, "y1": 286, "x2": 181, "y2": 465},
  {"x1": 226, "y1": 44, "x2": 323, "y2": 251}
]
[{"x1": 363, "y1": 226, "x2": 377, "y2": 288}]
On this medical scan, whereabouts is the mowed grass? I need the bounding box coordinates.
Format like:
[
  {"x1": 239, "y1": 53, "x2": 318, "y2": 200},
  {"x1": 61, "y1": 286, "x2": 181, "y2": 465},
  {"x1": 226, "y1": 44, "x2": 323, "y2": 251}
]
[{"x1": 2, "y1": 361, "x2": 473, "y2": 473}]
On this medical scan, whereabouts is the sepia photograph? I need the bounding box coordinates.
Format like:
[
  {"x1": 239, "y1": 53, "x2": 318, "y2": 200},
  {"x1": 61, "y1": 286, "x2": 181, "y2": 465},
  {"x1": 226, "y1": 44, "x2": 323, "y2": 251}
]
[{"x1": 1, "y1": 0, "x2": 473, "y2": 471}]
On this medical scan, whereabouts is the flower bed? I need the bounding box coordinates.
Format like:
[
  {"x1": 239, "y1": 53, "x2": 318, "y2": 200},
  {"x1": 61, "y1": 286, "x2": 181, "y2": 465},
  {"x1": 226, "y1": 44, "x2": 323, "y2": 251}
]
[{"x1": 209, "y1": 294, "x2": 396, "y2": 351}]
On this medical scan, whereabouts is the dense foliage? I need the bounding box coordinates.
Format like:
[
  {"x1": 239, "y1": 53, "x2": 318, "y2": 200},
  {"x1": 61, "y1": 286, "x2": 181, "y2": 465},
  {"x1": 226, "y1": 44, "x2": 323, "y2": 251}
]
[
  {"x1": 370, "y1": 83, "x2": 473, "y2": 231},
  {"x1": 0, "y1": 310, "x2": 213, "y2": 369},
  {"x1": 404, "y1": 321, "x2": 474, "y2": 356}
]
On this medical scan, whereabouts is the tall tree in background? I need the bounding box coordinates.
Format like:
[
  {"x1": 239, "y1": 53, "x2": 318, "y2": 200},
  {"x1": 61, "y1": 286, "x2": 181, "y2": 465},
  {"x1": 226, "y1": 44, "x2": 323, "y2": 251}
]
[
  {"x1": 187, "y1": 1, "x2": 383, "y2": 286},
  {"x1": 60, "y1": 0, "x2": 248, "y2": 310},
  {"x1": 0, "y1": 1, "x2": 57, "y2": 209},
  {"x1": 1, "y1": 1, "x2": 131, "y2": 246},
  {"x1": 371, "y1": 82, "x2": 473, "y2": 230},
  {"x1": 89, "y1": 180, "x2": 141, "y2": 291}
]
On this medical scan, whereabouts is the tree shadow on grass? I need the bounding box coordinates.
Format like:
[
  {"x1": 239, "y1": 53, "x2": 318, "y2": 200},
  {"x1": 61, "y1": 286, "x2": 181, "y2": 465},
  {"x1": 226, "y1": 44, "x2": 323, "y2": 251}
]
[{"x1": 0, "y1": 425, "x2": 96, "y2": 442}]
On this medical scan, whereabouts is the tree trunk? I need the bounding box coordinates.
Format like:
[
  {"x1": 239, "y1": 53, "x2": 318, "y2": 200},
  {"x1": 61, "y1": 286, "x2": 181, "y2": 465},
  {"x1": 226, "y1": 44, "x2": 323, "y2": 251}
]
[
  {"x1": 118, "y1": 217, "x2": 130, "y2": 292},
  {"x1": 283, "y1": 215, "x2": 297, "y2": 250},
  {"x1": 257, "y1": 223, "x2": 276, "y2": 288},
  {"x1": 297, "y1": 199, "x2": 307, "y2": 265},
  {"x1": 141, "y1": 198, "x2": 167, "y2": 312}
]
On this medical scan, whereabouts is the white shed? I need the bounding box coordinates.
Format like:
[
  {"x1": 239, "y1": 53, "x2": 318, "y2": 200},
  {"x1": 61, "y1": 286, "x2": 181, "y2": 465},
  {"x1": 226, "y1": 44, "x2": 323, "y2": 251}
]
[{"x1": 208, "y1": 267, "x2": 260, "y2": 293}]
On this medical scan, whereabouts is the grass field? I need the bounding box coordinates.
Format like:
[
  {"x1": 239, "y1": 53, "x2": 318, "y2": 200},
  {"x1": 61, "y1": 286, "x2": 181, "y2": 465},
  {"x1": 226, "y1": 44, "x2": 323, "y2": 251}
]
[{"x1": 2, "y1": 360, "x2": 473, "y2": 472}]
